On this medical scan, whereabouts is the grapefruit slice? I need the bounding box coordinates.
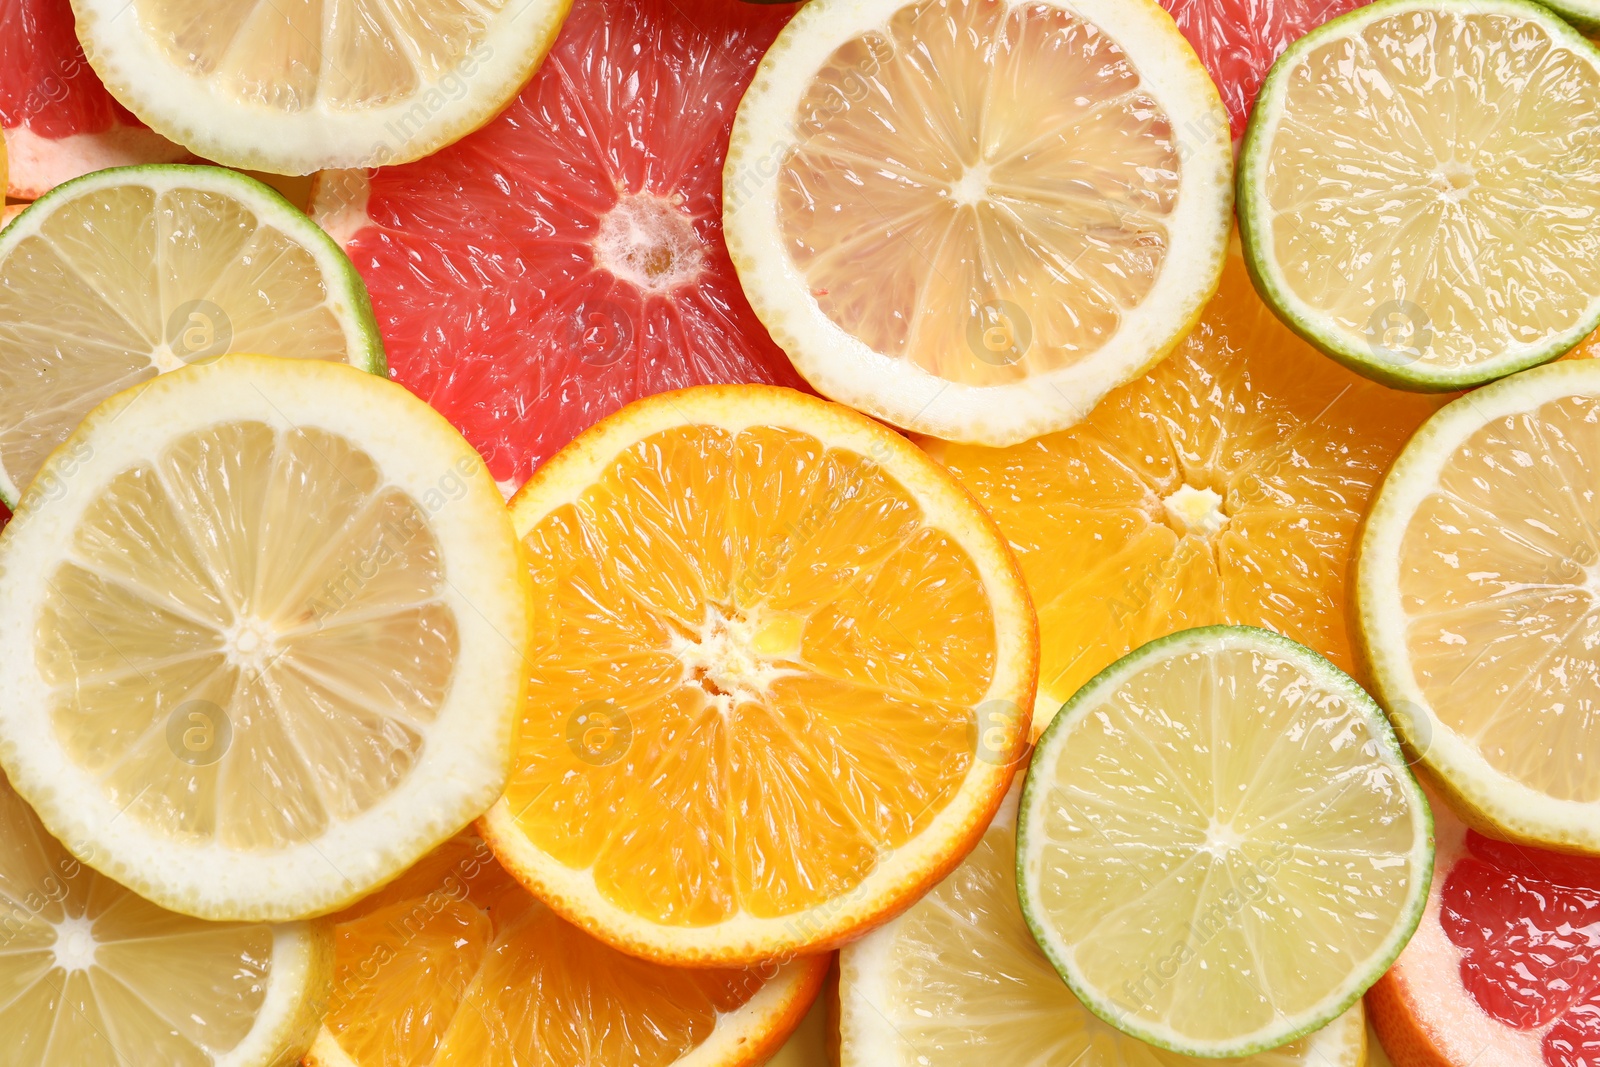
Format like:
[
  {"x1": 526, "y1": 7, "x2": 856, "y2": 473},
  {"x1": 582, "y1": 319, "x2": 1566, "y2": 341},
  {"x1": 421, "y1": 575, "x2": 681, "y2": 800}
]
[
  {"x1": 0, "y1": 0, "x2": 187, "y2": 199},
  {"x1": 1367, "y1": 798, "x2": 1600, "y2": 1067},
  {"x1": 310, "y1": 0, "x2": 808, "y2": 495},
  {"x1": 306, "y1": 835, "x2": 827, "y2": 1067}
]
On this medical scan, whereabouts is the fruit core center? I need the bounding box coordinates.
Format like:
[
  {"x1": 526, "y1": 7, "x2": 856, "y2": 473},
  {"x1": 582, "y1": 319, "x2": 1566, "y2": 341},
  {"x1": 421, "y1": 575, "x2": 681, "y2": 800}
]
[
  {"x1": 672, "y1": 607, "x2": 802, "y2": 713},
  {"x1": 51, "y1": 916, "x2": 98, "y2": 972},
  {"x1": 594, "y1": 193, "x2": 706, "y2": 294},
  {"x1": 1162, "y1": 484, "x2": 1229, "y2": 538},
  {"x1": 223, "y1": 616, "x2": 279, "y2": 673},
  {"x1": 1429, "y1": 161, "x2": 1477, "y2": 201},
  {"x1": 1202, "y1": 818, "x2": 1244, "y2": 856},
  {"x1": 950, "y1": 162, "x2": 992, "y2": 207}
]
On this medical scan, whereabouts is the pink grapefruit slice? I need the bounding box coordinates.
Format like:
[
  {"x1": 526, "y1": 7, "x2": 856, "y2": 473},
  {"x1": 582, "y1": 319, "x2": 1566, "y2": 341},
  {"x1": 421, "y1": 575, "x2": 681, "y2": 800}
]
[
  {"x1": 1368, "y1": 797, "x2": 1600, "y2": 1067},
  {"x1": 311, "y1": 0, "x2": 808, "y2": 494},
  {"x1": 0, "y1": 0, "x2": 186, "y2": 199}
]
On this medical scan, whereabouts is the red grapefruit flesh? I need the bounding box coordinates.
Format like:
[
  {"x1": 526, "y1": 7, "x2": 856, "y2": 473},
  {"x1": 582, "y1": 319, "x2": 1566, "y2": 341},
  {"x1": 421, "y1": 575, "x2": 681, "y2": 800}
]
[
  {"x1": 1158, "y1": 0, "x2": 1371, "y2": 138},
  {"x1": 314, "y1": 0, "x2": 808, "y2": 493},
  {"x1": 0, "y1": 0, "x2": 186, "y2": 198},
  {"x1": 1369, "y1": 799, "x2": 1600, "y2": 1067}
]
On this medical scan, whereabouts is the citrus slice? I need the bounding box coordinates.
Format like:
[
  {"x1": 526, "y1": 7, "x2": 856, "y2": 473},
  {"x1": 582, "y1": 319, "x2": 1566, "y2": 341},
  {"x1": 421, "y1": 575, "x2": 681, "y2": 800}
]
[
  {"x1": 67, "y1": 0, "x2": 571, "y2": 173},
  {"x1": 842, "y1": 781, "x2": 1371, "y2": 1067},
  {"x1": 0, "y1": 164, "x2": 384, "y2": 507},
  {"x1": 305, "y1": 834, "x2": 827, "y2": 1067},
  {"x1": 1356, "y1": 360, "x2": 1600, "y2": 854},
  {"x1": 1239, "y1": 0, "x2": 1600, "y2": 390},
  {"x1": 481, "y1": 384, "x2": 1037, "y2": 966},
  {"x1": 309, "y1": 0, "x2": 807, "y2": 496},
  {"x1": 724, "y1": 0, "x2": 1233, "y2": 446},
  {"x1": 1158, "y1": 0, "x2": 1370, "y2": 138},
  {"x1": 0, "y1": 0, "x2": 188, "y2": 199},
  {"x1": 1017, "y1": 625, "x2": 1433, "y2": 1057},
  {"x1": 1367, "y1": 799, "x2": 1600, "y2": 1067},
  {"x1": 0, "y1": 769, "x2": 332, "y2": 1066},
  {"x1": 0, "y1": 355, "x2": 528, "y2": 921},
  {"x1": 920, "y1": 241, "x2": 1443, "y2": 733}
]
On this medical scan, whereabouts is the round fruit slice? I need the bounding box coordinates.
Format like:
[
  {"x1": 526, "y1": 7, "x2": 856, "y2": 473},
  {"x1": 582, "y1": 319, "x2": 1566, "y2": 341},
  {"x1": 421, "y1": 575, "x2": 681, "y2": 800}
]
[
  {"x1": 724, "y1": 0, "x2": 1233, "y2": 446},
  {"x1": 0, "y1": 769, "x2": 331, "y2": 1066},
  {"x1": 1158, "y1": 0, "x2": 1370, "y2": 139},
  {"x1": 1018, "y1": 625, "x2": 1433, "y2": 1057},
  {"x1": 481, "y1": 384, "x2": 1037, "y2": 966},
  {"x1": 0, "y1": 0, "x2": 188, "y2": 199},
  {"x1": 306, "y1": 834, "x2": 827, "y2": 1067},
  {"x1": 68, "y1": 0, "x2": 571, "y2": 173},
  {"x1": 0, "y1": 164, "x2": 383, "y2": 506},
  {"x1": 921, "y1": 241, "x2": 1443, "y2": 733},
  {"x1": 1240, "y1": 0, "x2": 1600, "y2": 390},
  {"x1": 309, "y1": 0, "x2": 808, "y2": 496},
  {"x1": 842, "y1": 778, "x2": 1371, "y2": 1067},
  {"x1": 1367, "y1": 798, "x2": 1600, "y2": 1067},
  {"x1": 1357, "y1": 360, "x2": 1600, "y2": 854},
  {"x1": 0, "y1": 355, "x2": 528, "y2": 922}
]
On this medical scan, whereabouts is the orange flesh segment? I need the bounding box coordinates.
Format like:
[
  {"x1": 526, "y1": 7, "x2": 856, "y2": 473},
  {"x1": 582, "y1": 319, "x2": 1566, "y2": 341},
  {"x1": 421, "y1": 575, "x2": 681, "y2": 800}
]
[
  {"x1": 1397, "y1": 395, "x2": 1600, "y2": 803},
  {"x1": 778, "y1": 0, "x2": 1179, "y2": 386},
  {"x1": 506, "y1": 423, "x2": 993, "y2": 924},
  {"x1": 324, "y1": 837, "x2": 773, "y2": 1066},
  {"x1": 924, "y1": 250, "x2": 1442, "y2": 711}
]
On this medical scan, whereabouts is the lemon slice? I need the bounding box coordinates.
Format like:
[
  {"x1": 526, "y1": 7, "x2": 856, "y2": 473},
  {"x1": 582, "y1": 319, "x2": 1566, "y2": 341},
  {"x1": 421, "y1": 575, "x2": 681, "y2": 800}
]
[
  {"x1": 1017, "y1": 625, "x2": 1432, "y2": 1057},
  {"x1": 67, "y1": 0, "x2": 572, "y2": 172},
  {"x1": 0, "y1": 355, "x2": 527, "y2": 921},
  {"x1": 1357, "y1": 360, "x2": 1600, "y2": 854},
  {"x1": 0, "y1": 164, "x2": 383, "y2": 506},
  {"x1": 482, "y1": 384, "x2": 1037, "y2": 966},
  {"x1": 724, "y1": 0, "x2": 1232, "y2": 446},
  {"x1": 842, "y1": 782, "x2": 1370, "y2": 1067},
  {"x1": 1239, "y1": 0, "x2": 1600, "y2": 390},
  {"x1": 0, "y1": 770, "x2": 331, "y2": 1066}
]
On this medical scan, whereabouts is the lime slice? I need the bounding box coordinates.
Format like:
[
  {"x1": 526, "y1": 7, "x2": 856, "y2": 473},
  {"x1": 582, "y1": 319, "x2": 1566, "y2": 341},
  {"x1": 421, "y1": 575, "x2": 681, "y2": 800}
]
[
  {"x1": 0, "y1": 164, "x2": 383, "y2": 506},
  {"x1": 841, "y1": 781, "x2": 1371, "y2": 1067},
  {"x1": 1238, "y1": 0, "x2": 1600, "y2": 390},
  {"x1": 1016, "y1": 625, "x2": 1433, "y2": 1057},
  {"x1": 1356, "y1": 359, "x2": 1600, "y2": 854},
  {"x1": 0, "y1": 355, "x2": 527, "y2": 921}
]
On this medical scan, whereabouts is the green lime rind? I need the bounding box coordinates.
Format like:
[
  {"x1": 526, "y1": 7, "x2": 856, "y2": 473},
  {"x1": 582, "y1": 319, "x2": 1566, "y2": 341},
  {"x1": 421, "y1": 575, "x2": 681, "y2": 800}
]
[
  {"x1": 1542, "y1": 0, "x2": 1600, "y2": 32},
  {"x1": 1238, "y1": 0, "x2": 1600, "y2": 392},
  {"x1": 1016, "y1": 624, "x2": 1434, "y2": 1059},
  {"x1": 0, "y1": 164, "x2": 386, "y2": 507}
]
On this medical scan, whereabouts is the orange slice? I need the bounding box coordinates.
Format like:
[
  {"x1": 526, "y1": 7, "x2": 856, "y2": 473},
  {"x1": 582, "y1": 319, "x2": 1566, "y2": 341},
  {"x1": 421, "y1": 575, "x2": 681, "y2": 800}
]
[
  {"x1": 305, "y1": 835, "x2": 827, "y2": 1067},
  {"x1": 921, "y1": 239, "x2": 1443, "y2": 732},
  {"x1": 481, "y1": 384, "x2": 1037, "y2": 965}
]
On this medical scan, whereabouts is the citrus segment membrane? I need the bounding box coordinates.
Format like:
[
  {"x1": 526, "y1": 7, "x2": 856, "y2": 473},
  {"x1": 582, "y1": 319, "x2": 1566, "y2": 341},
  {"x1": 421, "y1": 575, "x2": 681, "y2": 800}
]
[
  {"x1": 0, "y1": 165, "x2": 383, "y2": 505},
  {"x1": 0, "y1": 771, "x2": 330, "y2": 1067},
  {"x1": 841, "y1": 785, "x2": 1370, "y2": 1067},
  {"x1": 1358, "y1": 360, "x2": 1600, "y2": 853},
  {"x1": 726, "y1": 0, "x2": 1232, "y2": 444},
  {"x1": 1240, "y1": 0, "x2": 1600, "y2": 388},
  {"x1": 1018, "y1": 626, "x2": 1432, "y2": 1057},
  {"x1": 485, "y1": 385, "x2": 1035, "y2": 965},
  {"x1": 308, "y1": 836, "x2": 826, "y2": 1067}
]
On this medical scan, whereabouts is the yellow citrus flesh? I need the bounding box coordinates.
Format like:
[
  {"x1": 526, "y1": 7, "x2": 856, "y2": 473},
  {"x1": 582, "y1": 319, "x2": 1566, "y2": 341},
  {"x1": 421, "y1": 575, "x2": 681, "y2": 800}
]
[
  {"x1": 1247, "y1": 1, "x2": 1600, "y2": 379},
  {"x1": 309, "y1": 836, "x2": 826, "y2": 1067},
  {"x1": 486, "y1": 385, "x2": 1035, "y2": 964},
  {"x1": 922, "y1": 245, "x2": 1442, "y2": 730},
  {"x1": 0, "y1": 773, "x2": 329, "y2": 1067}
]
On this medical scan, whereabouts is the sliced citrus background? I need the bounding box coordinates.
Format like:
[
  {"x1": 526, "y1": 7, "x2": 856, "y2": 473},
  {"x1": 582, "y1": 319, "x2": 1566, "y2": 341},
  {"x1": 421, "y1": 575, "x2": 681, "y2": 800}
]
[
  {"x1": 306, "y1": 835, "x2": 827, "y2": 1067},
  {"x1": 841, "y1": 780, "x2": 1371, "y2": 1067},
  {"x1": 1240, "y1": 0, "x2": 1600, "y2": 390},
  {"x1": 67, "y1": 0, "x2": 572, "y2": 173},
  {"x1": 310, "y1": 0, "x2": 807, "y2": 496},
  {"x1": 725, "y1": 0, "x2": 1233, "y2": 446},
  {"x1": 1158, "y1": 0, "x2": 1369, "y2": 138},
  {"x1": 0, "y1": 0, "x2": 186, "y2": 198},
  {"x1": 1357, "y1": 360, "x2": 1600, "y2": 855},
  {"x1": 0, "y1": 769, "x2": 331, "y2": 1066},
  {"x1": 481, "y1": 384, "x2": 1037, "y2": 966},
  {"x1": 921, "y1": 240, "x2": 1442, "y2": 731},
  {"x1": 0, "y1": 355, "x2": 528, "y2": 921}
]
